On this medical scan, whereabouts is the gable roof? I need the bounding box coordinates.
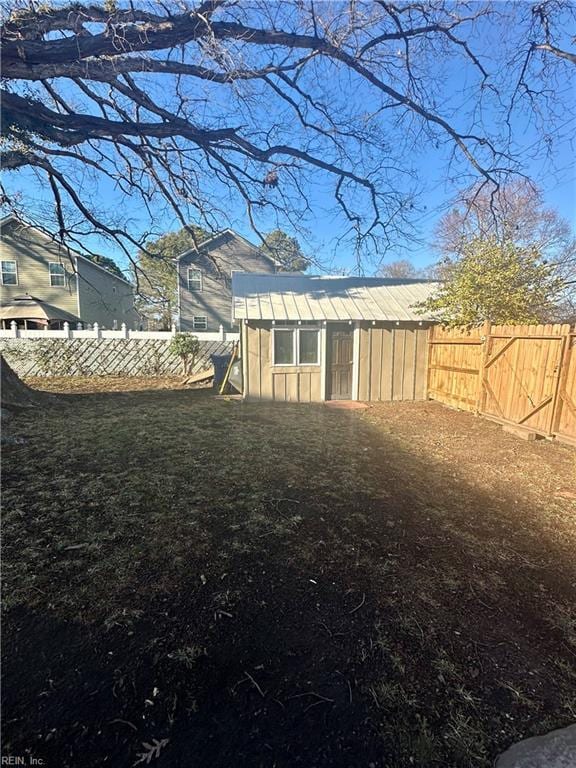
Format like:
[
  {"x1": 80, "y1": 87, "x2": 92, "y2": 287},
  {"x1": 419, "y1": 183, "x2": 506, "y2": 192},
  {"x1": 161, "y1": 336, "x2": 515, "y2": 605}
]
[
  {"x1": 174, "y1": 228, "x2": 278, "y2": 267},
  {"x1": 232, "y1": 273, "x2": 439, "y2": 322},
  {"x1": 0, "y1": 214, "x2": 134, "y2": 287}
]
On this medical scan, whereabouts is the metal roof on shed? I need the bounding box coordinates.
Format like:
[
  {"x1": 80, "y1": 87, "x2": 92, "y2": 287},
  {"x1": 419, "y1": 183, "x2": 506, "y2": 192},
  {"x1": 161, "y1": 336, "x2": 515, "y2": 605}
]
[{"x1": 232, "y1": 273, "x2": 439, "y2": 322}]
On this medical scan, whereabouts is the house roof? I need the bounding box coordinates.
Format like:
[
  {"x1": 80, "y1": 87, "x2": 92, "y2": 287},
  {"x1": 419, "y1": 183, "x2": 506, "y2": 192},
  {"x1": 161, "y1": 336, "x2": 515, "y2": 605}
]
[
  {"x1": 174, "y1": 228, "x2": 278, "y2": 267},
  {"x1": 232, "y1": 273, "x2": 439, "y2": 322},
  {"x1": 0, "y1": 214, "x2": 134, "y2": 287}
]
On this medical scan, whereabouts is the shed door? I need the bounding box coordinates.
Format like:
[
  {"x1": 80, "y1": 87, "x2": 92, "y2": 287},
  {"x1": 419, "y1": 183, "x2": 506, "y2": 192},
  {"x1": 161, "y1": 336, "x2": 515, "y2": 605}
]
[{"x1": 327, "y1": 327, "x2": 354, "y2": 400}]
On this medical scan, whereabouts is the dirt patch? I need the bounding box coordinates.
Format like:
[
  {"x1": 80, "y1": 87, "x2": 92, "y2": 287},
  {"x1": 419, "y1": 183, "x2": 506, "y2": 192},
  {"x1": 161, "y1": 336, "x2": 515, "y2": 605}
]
[
  {"x1": 2, "y1": 386, "x2": 575, "y2": 767},
  {"x1": 24, "y1": 375, "x2": 210, "y2": 394},
  {"x1": 324, "y1": 400, "x2": 369, "y2": 410}
]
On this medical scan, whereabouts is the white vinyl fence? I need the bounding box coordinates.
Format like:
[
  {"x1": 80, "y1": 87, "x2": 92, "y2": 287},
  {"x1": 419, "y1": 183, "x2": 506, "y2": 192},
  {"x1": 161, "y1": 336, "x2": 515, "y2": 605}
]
[
  {"x1": 0, "y1": 321, "x2": 238, "y2": 342},
  {"x1": 0, "y1": 324, "x2": 238, "y2": 378}
]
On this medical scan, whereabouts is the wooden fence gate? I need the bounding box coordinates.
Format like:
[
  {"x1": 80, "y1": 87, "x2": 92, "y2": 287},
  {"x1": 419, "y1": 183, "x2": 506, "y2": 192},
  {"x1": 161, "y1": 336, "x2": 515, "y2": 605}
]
[{"x1": 427, "y1": 323, "x2": 575, "y2": 445}]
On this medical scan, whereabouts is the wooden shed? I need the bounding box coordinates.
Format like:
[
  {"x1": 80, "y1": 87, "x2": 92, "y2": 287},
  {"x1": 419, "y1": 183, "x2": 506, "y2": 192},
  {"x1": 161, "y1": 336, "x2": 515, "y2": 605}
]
[{"x1": 232, "y1": 273, "x2": 438, "y2": 403}]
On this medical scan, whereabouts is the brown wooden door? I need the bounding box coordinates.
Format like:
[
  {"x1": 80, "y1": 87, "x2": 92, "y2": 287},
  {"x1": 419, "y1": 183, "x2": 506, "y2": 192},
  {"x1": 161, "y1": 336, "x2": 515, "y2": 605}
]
[{"x1": 328, "y1": 327, "x2": 354, "y2": 400}]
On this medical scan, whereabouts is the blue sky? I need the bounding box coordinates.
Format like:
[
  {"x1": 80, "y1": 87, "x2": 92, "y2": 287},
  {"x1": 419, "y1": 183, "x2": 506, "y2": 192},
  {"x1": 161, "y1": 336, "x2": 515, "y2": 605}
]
[
  {"x1": 4, "y1": 3, "x2": 575, "y2": 278},
  {"x1": 404, "y1": 118, "x2": 576, "y2": 269}
]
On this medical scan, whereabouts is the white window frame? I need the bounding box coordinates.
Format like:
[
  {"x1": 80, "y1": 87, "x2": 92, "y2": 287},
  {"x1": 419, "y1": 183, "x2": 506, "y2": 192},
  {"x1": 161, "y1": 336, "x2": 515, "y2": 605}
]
[
  {"x1": 48, "y1": 262, "x2": 66, "y2": 287},
  {"x1": 0, "y1": 260, "x2": 18, "y2": 286},
  {"x1": 192, "y1": 315, "x2": 208, "y2": 330},
  {"x1": 272, "y1": 326, "x2": 320, "y2": 367},
  {"x1": 298, "y1": 327, "x2": 320, "y2": 365},
  {"x1": 187, "y1": 268, "x2": 203, "y2": 291}
]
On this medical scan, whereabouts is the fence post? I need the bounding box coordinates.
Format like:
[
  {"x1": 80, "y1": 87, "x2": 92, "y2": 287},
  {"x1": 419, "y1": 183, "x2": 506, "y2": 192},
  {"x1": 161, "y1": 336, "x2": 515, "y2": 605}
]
[
  {"x1": 550, "y1": 327, "x2": 572, "y2": 437},
  {"x1": 219, "y1": 324, "x2": 225, "y2": 341},
  {"x1": 76, "y1": 322, "x2": 83, "y2": 331},
  {"x1": 93, "y1": 322, "x2": 101, "y2": 339},
  {"x1": 171, "y1": 323, "x2": 177, "y2": 335},
  {"x1": 10, "y1": 320, "x2": 19, "y2": 338},
  {"x1": 121, "y1": 322, "x2": 129, "y2": 339},
  {"x1": 425, "y1": 325, "x2": 434, "y2": 400},
  {"x1": 63, "y1": 321, "x2": 71, "y2": 339},
  {"x1": 476, "y1": 320, "x2": 491, "y2": 414}
]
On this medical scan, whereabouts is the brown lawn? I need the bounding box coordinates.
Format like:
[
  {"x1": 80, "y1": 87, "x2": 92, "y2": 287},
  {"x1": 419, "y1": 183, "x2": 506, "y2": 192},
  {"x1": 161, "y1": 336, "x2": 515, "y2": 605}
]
[{"x1": 2, "y1": 377, "x2": 575, "y2": 767}]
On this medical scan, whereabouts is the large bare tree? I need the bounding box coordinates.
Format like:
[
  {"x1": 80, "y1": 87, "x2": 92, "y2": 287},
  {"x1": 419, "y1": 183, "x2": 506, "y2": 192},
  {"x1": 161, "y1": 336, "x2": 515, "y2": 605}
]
[{"x1": 1, "y1": 0, "x2": 574, "y2": 277}]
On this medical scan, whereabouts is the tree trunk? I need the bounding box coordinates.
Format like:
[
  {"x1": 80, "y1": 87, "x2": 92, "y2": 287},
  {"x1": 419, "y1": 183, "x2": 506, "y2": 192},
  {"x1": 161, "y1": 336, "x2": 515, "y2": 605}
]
[{"x1": 1, "y1": 355, "x2": 46, "y2": 409}]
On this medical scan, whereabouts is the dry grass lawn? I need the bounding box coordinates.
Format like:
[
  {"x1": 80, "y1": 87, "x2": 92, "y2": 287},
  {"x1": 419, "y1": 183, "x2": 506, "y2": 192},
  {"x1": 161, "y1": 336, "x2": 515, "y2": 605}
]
[{"x1": 3, "y1": 377, "x2": 576, "y2": 768}]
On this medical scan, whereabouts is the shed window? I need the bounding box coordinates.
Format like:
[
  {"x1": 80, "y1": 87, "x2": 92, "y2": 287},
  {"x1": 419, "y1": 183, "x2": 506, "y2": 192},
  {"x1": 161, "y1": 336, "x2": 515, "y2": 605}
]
[
  {"x1": 299, "y1": 329, "x2": 319, "y2": 364},
  {"x1": 274, "y1": 329, "x2": 294, "y2": 365},
  {"x1": 49, "y1": 262, "x2": 66, "y2": 287},
  {"x1": 273, "y1": 327, "x2": 320, "y2": 366},
  {"x1": 188, "y1": 269, "x2": 202, "y2": 291},
  {"x1": 193, "y1": 316, "x2": 207, "y2": 330},
  {"x1": 1, "y1": 260, "x2": 17, "y2": 285}
]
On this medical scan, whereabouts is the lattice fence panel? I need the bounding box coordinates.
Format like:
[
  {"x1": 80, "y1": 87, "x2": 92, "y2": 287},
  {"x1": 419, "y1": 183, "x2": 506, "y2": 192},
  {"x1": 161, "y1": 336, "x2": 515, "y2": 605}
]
[{"x1": 0, "y1": 338, "x2": 233, "y2": 377}]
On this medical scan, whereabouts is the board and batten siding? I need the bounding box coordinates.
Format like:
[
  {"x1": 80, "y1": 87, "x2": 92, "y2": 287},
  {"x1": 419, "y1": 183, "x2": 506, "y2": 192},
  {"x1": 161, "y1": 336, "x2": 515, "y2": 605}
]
[
  {"x1": 243, "y1": 320, "x2": 429, "y2": 403},
  {"x1": 0, "y1": 221, "x2": 79, "y2": 317},
  {"x1": 244, "y1": 322, "x2": 323, "y2": 402},
  {"x1": 179, "y1": 232, "x2": 275, "y2": 332},
  {"x1": 358, "y1": 324, "x2": 430, "y2": 402}
]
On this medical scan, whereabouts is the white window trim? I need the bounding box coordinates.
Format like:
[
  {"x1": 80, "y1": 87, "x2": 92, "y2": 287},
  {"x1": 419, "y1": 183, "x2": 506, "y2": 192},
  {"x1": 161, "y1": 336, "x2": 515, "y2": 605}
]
[
  {"x1": 272, "y1": 328, "x2": 297, "y2": 366},
  {"x1": 0, "y1": 260, "x2": 18, "y2": 286},
  {"x1": 298, "y1": 327, "x2": 321, "y2": 366},
  {"x1": 187, "y1": 268, "x2": 203, "y2": 292},
  {"x1": 48, "y1": 262, "x2": 66, "y2": 287},
  {"x1": 272, "y1": 326, "x2": 320, "y2": 367},
  {"x1": 192, "y1": 315, "x2": 208, "y2": 330}
]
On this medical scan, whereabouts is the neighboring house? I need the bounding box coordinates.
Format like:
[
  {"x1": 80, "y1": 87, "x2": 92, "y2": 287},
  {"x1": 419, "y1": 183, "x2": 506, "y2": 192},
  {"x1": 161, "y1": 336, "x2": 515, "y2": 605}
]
[
  {"x1": 232, "y1": 273, "x2": 439, "y2": 403},
  {"x1": 176, "y1": 229, "x2": 277, "y2": 332},
  {"x1": 0, "y1": 215, "x2": 136, "y2": 329}
]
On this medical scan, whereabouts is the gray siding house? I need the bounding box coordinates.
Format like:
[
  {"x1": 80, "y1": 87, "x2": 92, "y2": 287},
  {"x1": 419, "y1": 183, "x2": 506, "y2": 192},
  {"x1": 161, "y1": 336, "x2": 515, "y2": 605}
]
[
  {"x1": 176, "y1": 230, "x2": 276, "y2": 332},
  {"x1": 0, "y1": 215, "x2": 136, "y2": 329}
]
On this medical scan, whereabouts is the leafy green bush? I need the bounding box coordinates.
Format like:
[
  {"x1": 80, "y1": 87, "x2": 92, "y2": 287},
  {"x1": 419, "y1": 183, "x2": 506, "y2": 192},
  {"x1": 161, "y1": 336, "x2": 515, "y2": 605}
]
[
  {"x1": 418, "y1": 238, "x2": 563, "y2": 327},
  {"x1": 169, "y1": 333, "x2": 200, "y2": 375}
]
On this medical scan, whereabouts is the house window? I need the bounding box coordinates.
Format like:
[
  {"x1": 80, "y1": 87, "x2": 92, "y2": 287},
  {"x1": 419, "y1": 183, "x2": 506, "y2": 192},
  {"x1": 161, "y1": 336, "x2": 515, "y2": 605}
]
[
  {"x1": 193, "y1": 316, "x2": 207, "y2": 330},
  {"x1": 273, "y1": 327, "x2": 320, "y2": 366},
  {"x1": 49, "y1": 262, "x2": 66, "y2": 287},
  {"x1": 188, "y1": 269, "x2": 202, "y2": 291},
  {"x1": 1, "y1": 260, "x2": 17, "y2": 285}
]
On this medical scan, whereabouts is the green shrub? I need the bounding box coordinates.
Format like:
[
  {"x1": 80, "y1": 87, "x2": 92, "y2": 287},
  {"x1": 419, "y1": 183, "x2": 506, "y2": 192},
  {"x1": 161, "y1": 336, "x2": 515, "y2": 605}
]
[{"x1": 169, "y1": 333, "x2": 200, "y2": 375}]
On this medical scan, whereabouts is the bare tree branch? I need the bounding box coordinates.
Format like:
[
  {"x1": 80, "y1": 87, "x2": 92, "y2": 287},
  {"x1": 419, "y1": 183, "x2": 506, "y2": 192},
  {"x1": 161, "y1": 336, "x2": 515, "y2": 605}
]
[{"x1": 1, "y1": 0, "x2": 573, "y2": 277}]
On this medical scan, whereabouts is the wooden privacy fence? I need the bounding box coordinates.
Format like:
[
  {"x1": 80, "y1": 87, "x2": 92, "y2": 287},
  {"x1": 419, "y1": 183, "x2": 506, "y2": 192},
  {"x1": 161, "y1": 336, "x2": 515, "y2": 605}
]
[{"x1": 427, "y1": 323, "x2": 576, "y2": 445}]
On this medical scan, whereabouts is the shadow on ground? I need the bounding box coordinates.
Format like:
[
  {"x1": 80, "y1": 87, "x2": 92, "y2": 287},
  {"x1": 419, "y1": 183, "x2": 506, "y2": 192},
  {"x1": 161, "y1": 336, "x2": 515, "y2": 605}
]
[{"x1": 2, "y1": 390, "x2": 575, "y2": 767}]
